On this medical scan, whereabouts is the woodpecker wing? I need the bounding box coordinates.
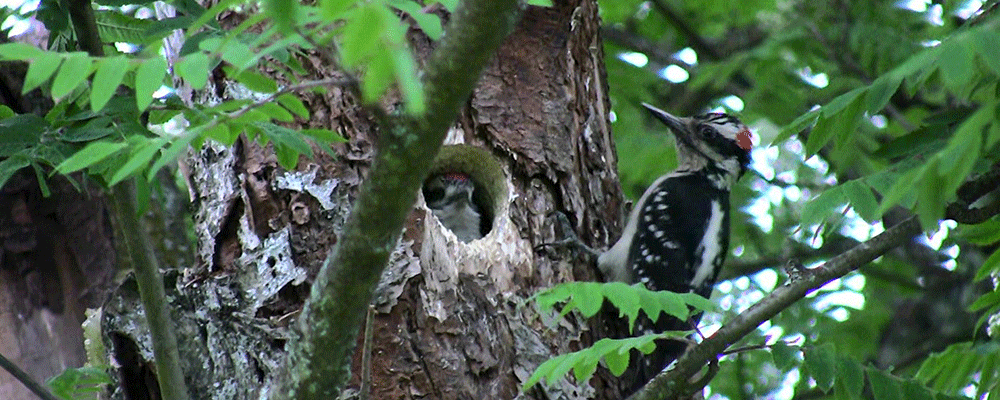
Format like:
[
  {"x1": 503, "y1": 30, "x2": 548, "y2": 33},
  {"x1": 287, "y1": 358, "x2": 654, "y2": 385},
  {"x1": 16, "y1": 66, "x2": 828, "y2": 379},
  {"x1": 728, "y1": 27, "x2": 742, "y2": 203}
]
[{"x1": 627, "y1": 171, "x2": 731, "y2": 298}]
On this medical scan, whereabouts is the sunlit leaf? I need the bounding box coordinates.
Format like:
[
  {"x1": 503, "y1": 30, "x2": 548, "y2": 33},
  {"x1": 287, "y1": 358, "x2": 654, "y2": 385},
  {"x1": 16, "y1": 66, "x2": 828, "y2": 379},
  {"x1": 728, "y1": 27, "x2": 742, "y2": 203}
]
[
  {"x1": 135, "y1": 57, "x2": 168, "y2": 111},
  {"x1": 55, "y1": 141, "x2": 127, "y2": 174},
  {"x1": 23, "y1": 52, "x2": 63, "y2": 94},
  {"x1": 51, "y1": 53, "x2": 92, "y2": 99},
  {"x1": 91, "y1": 56, "x2": 130, "y2": 112}
]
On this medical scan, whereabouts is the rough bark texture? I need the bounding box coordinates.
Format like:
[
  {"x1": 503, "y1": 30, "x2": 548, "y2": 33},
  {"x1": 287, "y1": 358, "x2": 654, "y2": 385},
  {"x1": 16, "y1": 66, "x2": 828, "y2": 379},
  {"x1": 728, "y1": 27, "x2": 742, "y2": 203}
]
[{"x1": 100, "y1": 0, "x2": 628, "y2": 399}]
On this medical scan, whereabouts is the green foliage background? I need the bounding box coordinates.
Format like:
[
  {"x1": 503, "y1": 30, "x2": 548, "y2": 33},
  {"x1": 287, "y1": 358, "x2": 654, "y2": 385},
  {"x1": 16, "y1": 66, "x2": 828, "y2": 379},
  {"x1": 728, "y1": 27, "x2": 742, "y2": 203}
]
[{"x1": 598, "y1": 0, "x2": 1000, "y2": 398}]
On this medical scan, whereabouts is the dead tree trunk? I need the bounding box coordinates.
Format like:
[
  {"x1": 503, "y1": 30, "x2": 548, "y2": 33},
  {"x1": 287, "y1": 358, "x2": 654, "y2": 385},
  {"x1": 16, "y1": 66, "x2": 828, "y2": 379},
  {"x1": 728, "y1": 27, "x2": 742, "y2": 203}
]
[{"x1": 102, "y1": 1, "x2": 627, "y2": 399}]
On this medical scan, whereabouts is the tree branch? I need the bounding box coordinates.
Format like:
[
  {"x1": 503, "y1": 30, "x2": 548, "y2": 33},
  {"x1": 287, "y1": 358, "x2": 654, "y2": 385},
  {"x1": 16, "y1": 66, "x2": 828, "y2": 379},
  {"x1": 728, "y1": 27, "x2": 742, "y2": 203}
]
[
  {"x1": 64, "y1": 0, "x2": 190, "y2": 398},
  {"x1": 630, "y1": 161, "x2": 1000, "y2": 399},
  {"x1": 628, "y1": 215, "x2": 924, "y2": 400},
  {"x1": 0, "y1": 351, "x2": 62, "y2": 400},
  {"x1": 272, "y1": 0, "x2": 523, "y2": 398}
]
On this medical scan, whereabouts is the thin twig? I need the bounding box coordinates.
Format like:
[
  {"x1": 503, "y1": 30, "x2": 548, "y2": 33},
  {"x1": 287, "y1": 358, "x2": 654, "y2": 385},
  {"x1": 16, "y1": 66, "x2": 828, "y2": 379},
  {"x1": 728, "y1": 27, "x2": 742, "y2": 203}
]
[
  {"x1": 0, "y1": 352, "x2": 63, "y2": 400},
  {"x1": 360, "y1": 306, "x2": 375, "y2": 400}
]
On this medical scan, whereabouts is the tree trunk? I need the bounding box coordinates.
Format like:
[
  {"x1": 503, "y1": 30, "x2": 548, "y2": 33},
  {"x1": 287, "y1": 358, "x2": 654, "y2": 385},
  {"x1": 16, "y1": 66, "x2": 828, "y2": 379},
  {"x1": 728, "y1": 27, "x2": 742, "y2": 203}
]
[
  {"x1": 102, "y1": 0, "x2": 626, "y2": 399},
  {"x1": 0, "y1": 170, "x2": 116, "y2": 400}
]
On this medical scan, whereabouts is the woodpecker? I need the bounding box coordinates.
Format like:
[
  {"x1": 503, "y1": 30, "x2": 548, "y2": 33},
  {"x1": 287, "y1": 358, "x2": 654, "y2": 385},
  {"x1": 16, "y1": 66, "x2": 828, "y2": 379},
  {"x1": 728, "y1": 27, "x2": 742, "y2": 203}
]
[
  {"x1": 598, "y1": 103, "x2": 753, "y2": 391},
  {"x1": 423, "y1": 172, "x2": 484, "y2": 242}
]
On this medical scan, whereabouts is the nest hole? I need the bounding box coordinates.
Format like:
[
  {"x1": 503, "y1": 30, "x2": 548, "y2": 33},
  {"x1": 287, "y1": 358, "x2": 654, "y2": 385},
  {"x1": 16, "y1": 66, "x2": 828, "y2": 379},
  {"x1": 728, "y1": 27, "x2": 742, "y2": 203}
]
[{"x1": 422, "y1": 145, "x2": 508, "y2": 242}]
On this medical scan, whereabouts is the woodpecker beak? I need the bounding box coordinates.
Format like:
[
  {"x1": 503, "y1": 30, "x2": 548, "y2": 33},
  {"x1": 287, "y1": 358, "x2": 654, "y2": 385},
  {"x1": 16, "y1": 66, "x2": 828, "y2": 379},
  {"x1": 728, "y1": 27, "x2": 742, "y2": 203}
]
[{"x1": 641, "y1": 103, "x2": 688, "y2": 136}]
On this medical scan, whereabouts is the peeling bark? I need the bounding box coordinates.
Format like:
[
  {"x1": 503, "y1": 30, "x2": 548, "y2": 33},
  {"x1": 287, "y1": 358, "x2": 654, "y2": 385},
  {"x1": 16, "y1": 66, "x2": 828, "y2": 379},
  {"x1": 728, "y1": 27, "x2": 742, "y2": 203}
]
[{"x1": 103, "y1": 0, "x2": 626, "y2": 398}]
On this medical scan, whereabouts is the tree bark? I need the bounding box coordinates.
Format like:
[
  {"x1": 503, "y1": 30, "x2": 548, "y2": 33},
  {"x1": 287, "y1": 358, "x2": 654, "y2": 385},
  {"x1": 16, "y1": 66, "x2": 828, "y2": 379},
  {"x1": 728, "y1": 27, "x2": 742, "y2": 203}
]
[
  {"x1": 102, "y1": 0, "x2": 627, "y2": 398},
  {"x1": 0, "y1": 170, "x2": 116, "y2": 400}
]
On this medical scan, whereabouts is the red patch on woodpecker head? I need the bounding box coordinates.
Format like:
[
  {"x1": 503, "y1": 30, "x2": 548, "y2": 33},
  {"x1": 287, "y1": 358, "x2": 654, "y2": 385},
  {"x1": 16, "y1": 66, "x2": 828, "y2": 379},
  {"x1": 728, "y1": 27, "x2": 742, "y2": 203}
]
[
  {"x1": 442, "y1": 172, "x2": 471, "y2": 182},
  {"x1": 736, "y1": 128, "x2": 753, "y2": 150}
]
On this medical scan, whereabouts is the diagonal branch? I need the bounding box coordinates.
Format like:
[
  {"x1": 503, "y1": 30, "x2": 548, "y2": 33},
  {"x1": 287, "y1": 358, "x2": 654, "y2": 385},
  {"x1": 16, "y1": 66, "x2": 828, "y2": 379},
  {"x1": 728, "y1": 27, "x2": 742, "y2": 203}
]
[
  {"x1": 629, "y1": 215, "x2": 923, "y2": 400},
  {"x1": 272, "y1": 0, "x2": 523, "y2": 398},
  {"x1": 0, "y1": 351, "x2": 62, "y2": 400}
]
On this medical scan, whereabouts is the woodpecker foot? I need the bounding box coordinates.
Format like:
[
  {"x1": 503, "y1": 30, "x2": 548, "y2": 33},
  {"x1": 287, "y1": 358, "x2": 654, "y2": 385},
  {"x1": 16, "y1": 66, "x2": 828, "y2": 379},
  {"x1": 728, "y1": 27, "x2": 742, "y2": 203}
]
[{"x1": 535, "y1": 211, "x2": 601, "y2": 259}]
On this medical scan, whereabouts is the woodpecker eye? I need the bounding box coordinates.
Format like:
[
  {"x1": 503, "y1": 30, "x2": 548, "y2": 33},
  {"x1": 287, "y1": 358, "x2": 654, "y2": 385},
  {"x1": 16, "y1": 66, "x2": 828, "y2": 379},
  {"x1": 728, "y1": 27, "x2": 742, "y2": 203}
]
[
  {"x1": 699, "y1": 126, "x2": 715, "y2": 136},
  {"x1": 424, "y1": 187, "x2": 445, "y2": 204}
]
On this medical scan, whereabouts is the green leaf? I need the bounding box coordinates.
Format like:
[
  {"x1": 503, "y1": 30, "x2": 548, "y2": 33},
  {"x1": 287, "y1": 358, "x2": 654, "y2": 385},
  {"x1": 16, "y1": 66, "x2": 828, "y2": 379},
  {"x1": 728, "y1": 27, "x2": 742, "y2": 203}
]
[
  {"x1": 801, "y1": 185, "x2": 845, "y2": 228},
  {"x1": 877, "y1": 166, "x2": 921, "y2": 216},
  {"x1": 0, "y1": 156, "x2": 31, "y2": 189},
  {"x1": 55, "y1": 141, "x2": 127, "y2": 174},
  {"x1": 938, "y1": 39, "x2": 974, "y2": 95},
  {"x1": 804, "y1": 343, "x2": 837, "y2": 392},
  {"x1": 362, "y1": 50, "x2": 395, "y2": 103},
  {"x1": 843, "y1": 180, "x2": 879, "y2": 222},
  {"x1": 255, "y1": 122, "x2": 312, "y2": 169},
  {"x1": 834, "y1": 357, "x2": 864, "y2": 400},
  {"x1": 227, "y1": 67, "x2": 278, "y2": 93},
  {"x1": 135, "y1": 57, "x2": 167, "y2": 111},
  {"x1": 936, "y1": 104, "x2": 992, "y2": 193},
  {"x1": 0, "y1": 114, "x2": 47, "y2": 157},
  {"x1": 822, "y1": 87, "x2": 866, "y2": 117},
  {"x1": 257, "y1": 103, "x2": 294, "y2": 123},
  {"x1": 220, "y1": 41, "x2": 256, "y2": 72},
  {"x1": 866, "y1": 73, "x2": 903, "y2": 114},
  {"x1": 392, "y1": 0, "x2": 443, "y2": 40},
  {"x1": 899, "y1": 380, "x2": 934, "y2": 400},
  {"x1": 61, "y1": 117, "x2": 115, "y2": 142},
  {"x1": 0, "y1": 42, "x2": 44, "y2": 61},
  {"x1": 94, "y1": 10, "x2": 153, "y2": 44},
  {"x1": 436, "y1": 0, "x2": 457, "y2": 11},
  {"x1": 91, "y1": 56, "x2": 130, "y2": 112},
  {"x1": 770, "y1": 341, "x2": 798, "y2": 370},
  {"x1": 603, "y1": 345, "x2": 629, "y2": 376},
  {"x1": 177, "y1": 52, "x2": 211, "y2": 90},
  {"x1": 915, "y1": 169, "x2": 944, "y2": 231},
  {"x1": 522, "y1": 354, "x2": 567, "y2": 390},
  {"x1": 340, "y1": 4, "x2": 388, "y2": 67},
  {"x1": 276, "y1": 94, "x2": 309, "y2": 119},
  {"x1": 393, "y1": 49, "x2": 425, "y2": 114},
  {"x1": 603, "y1": 282, "x2": 641, "y2": 327},
  {"x1": 147, "y1": 133, "x2": 197, "y2": 181},
  {"x1": 980, "y1": 352, "x2": 999, "y2": 400},
  {"x1": 526, "y1": 0, "x2": 553, "y2": 5},
  {"x1": 866, "y1": 368, "x2": 903, "y2": 400},
  {"x1": 51, "y1": 53, "x2": 92, "y2": 99},
  {"x1": 976, "y1": 30, "x2": 1000, "y2": 76},
  {"x1": 266, "y1": 0, "x2": 297, "y2": 33},
  {"x1": 976, "y1": 248, "x2": 1000, "y2": 281},
  {"x1": 109, "y1": 138, "x2": 169, "y2": 185},
  {"x1": 969, "y1": 289, "x2": 1000, "y2": 312},
  {"x1": 574, "y1": 282, "x2": 604, "y2": 318},
  {"x1": 23, "y1": 52, "x2": 63, "y2": 94}
]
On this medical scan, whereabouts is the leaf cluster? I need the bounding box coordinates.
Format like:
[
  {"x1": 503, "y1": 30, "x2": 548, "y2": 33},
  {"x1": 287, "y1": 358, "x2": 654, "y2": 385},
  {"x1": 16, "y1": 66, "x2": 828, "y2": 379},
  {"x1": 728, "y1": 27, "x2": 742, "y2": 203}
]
[{"x1": 524, "y1": 282, "x2": 713, "y2": 389}]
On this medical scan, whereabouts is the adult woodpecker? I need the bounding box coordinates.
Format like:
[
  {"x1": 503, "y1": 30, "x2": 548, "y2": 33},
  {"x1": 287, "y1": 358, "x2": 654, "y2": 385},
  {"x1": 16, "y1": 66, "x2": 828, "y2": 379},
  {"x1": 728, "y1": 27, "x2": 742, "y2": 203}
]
[{"x1": 598, "y1": 103, "x2": 753, "y2": 391}]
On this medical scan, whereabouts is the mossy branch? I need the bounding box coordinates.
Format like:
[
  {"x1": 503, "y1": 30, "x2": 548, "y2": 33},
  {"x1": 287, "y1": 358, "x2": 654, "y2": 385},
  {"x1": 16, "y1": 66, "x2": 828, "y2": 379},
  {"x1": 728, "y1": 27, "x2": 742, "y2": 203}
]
[{"x1": 272, "y1": 0, "x2": 524, "y2": 398}]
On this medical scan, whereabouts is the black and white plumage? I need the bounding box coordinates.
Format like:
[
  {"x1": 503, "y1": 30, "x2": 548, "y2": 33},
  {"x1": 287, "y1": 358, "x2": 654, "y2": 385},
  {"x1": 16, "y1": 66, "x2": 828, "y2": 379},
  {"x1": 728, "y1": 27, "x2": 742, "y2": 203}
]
[
  {"x1": 424, "y1": 172, "x2": 484, "y2": 242},
  {"x1": 598, "y1": 103, "x2": 753, "y2": 392}
]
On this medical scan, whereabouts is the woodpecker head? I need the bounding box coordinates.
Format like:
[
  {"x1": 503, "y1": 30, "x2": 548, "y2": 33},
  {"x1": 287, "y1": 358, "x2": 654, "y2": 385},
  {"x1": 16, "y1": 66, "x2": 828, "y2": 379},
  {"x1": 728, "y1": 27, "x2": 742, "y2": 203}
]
[
  {"x1": 423, "y1": 172, "x2": 485, "y2": 242},
  {"x1": 641, "y1": 103, "x2": 753, "y2": 180},
  {"x1": 423, "y1": 172, "x2": 476, "y2": 211}
]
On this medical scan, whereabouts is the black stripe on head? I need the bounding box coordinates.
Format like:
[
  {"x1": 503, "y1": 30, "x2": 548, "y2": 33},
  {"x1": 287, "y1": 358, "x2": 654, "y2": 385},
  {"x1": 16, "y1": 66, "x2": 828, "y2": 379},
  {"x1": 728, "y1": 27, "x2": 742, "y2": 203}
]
[{"x1": 695, "y1": 113, "x2": 752, "y2": 169}]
